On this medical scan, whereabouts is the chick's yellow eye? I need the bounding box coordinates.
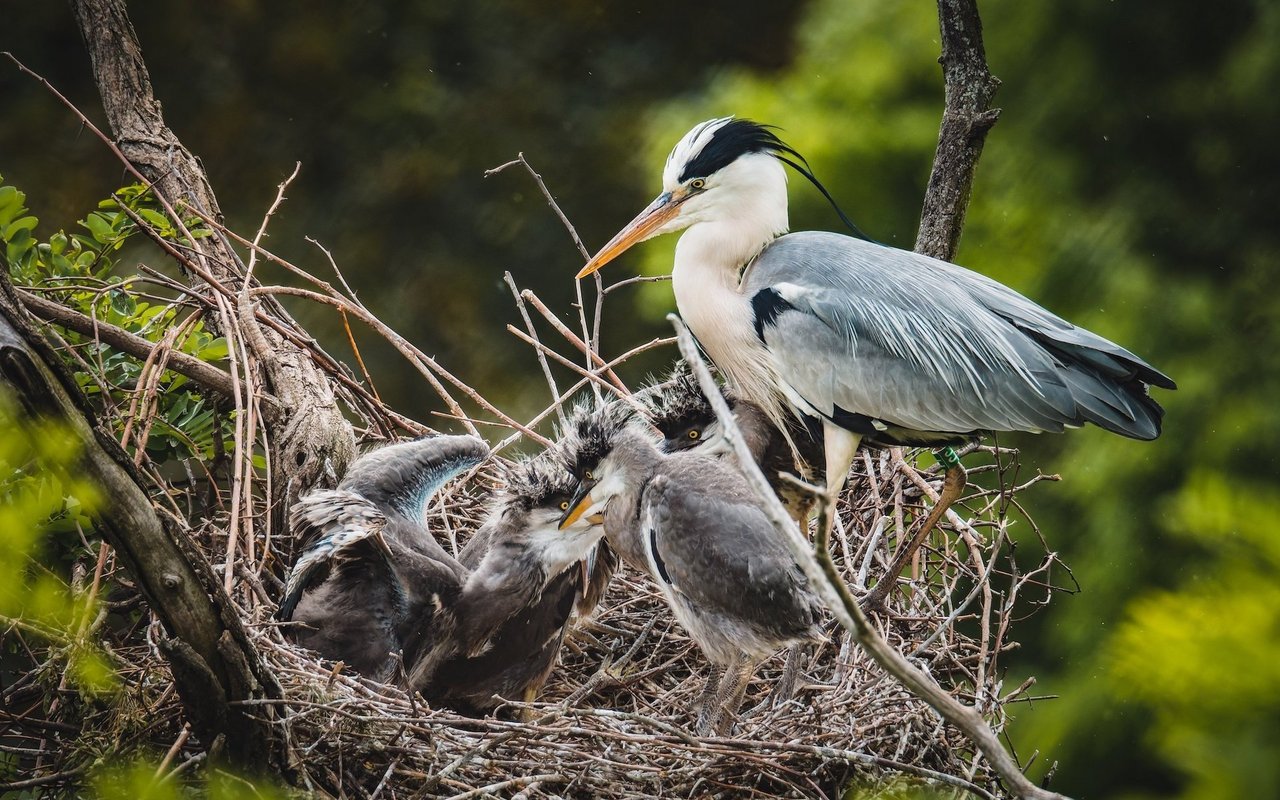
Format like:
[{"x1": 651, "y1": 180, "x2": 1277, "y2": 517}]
[
  {"x1": 559, "y1": 501, "x2": 570, "y2": 511},
  {"x1": 688, "y1": 429, "x2": 700, "y2": 440},
  {"x1": 690, "y1": 178, "x2": 706, "y2": 189}
]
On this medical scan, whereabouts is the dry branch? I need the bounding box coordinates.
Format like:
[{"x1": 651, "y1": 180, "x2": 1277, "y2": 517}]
[
  {"x1": 66, "y1": 0, "x2": 357, "y2": 524},
  {"x1": 0, "y1": 273, "x2": 285, "y2": 775},
  {"x1": 16, "y1": 288, "x2": 266, "y2": 409},
  {"x1": 916, "y1": 0, "x2": 1003, "y2": 261}
]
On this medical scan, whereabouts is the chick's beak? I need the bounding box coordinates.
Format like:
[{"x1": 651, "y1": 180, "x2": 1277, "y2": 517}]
[
  {"x1": 559, "y1": 478, "x2": 601, "y2": 530},
  {"x1": 576, "y1": 189, "x2": 688, "y2": 280}
]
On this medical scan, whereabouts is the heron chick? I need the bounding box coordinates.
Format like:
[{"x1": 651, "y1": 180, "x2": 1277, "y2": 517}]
[
  {"x1": 281, "y1": 436, "x2": 608, "y2": 715},
  {"x1": 635, "y1": 360, "x2": 825, "y2": 527},
  {"x1": 558, "y1": 404, "x2": 823, "y2": 734},
  {"x1": 280, "y1": 435, "x2": 488, "y2": 682},
  {"x1": 414, "y1": 451, "x2": 611, "y2": 715}
]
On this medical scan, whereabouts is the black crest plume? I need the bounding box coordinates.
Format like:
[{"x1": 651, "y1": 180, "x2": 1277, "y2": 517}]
[{"x1": 680, "y1": 118, "x2": 872, "y2": 242}]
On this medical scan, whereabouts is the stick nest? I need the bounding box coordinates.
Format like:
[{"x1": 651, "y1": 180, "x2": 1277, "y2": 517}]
[{"x1": 3, "y1": 186, "x2": 1071, "y2": 799}]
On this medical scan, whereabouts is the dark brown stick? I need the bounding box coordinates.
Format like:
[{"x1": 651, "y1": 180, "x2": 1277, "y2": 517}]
[{"x1": 915, "y1": 0, "x2": 1002, "y2": 262}]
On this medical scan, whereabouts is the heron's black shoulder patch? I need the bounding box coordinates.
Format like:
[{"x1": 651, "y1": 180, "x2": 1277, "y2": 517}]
[
  {"x1": 751, "y1": 288, "x2": 794, "y2": 342},
  {"x1": 829, "y1": 405, "x2": 885, "y2": 437},
  {"x1": 679, "y1": 119, "x2": 789, "y2": 182}
]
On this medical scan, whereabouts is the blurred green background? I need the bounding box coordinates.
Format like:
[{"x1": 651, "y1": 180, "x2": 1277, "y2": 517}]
[{"x1": 3, "y1": 1, "x2": 1277, "y2": 797}]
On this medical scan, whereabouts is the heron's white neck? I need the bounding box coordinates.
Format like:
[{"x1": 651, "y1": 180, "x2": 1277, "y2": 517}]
[{"x1": 670, "y1": 154, "x2": 792, "y2": 428}]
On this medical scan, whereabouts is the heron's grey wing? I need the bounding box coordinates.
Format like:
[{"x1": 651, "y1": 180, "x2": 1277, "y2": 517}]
[
  {"x1": 280, "y1": 489, "x2": 389, "y2": 621},
  {"x1": 745, "y1": 232, "x2": 1170, "y2": 440},
  {"x1": 425, "y1": 566, "x2": 580, "y2": 714},
  {"x1": 641, "y1": 468, "x2": 821, "y2": 644},
  {"x1": 341, "y1": 434, "x2": 490, "y2": 523}
]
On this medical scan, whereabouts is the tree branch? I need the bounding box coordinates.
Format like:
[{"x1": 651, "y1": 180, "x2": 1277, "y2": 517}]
[
  {"x1": 670, "y1": 315, "x2": 1064, "y2": 800},
  {"x1": 915, "y1": 0, "x2": 1002, "y2": 261},
  {"x1": 0, "y1": 271, "x2": 286, "y2": 776},
  {"x1": 16, "y1": 288, "x2": 272, "y2": 410}
]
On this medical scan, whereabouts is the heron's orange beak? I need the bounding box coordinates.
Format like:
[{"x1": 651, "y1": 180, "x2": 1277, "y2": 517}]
[
  {"x1": 558, "y1": 478, "x2": 600, "y2": 530},
  {"x1": 576, "y1": 190, "x2": 686, "y2": 279}
]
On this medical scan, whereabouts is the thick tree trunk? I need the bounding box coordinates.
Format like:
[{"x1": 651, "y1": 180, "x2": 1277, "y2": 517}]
[
  {"x1": 0, "y1": 272, "x2": 286, "y2": 776},
  {"x1": 68, "y1": 0, "x2": 356, "y2": 525}
]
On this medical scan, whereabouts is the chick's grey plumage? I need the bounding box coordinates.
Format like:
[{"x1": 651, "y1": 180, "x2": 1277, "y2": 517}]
[
  {"x1": 281, "y1": 435, "x2": 488, "y2": 681},
  {"x1": 282, "y1": 437, "x2": 607, "y2": 714},
  {"x1": 416, "y1": 453, "x2": 611, "y2": 714},
  {"x1": 636, "y1": 362, "x2": 826, "y2": 521},
  {"x1": 560, "y1": 404, "x2": 822, "y2": 732}
]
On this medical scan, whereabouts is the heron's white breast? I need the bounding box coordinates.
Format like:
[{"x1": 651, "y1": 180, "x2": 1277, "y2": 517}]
[{"x1": 672, "y1": 228, "x2": 791, "y2": 429}]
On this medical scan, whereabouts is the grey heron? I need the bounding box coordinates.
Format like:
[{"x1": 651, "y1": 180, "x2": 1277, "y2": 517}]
[
  {"x1": 281, "y1": 437, "x2": 607, "y2": 714},
  {"x1": 576, "y1": 117, "x2": 1175, "y2": 581},
  {"x1": 557, "y1": 403, "x2": 823, "y2": 734}
]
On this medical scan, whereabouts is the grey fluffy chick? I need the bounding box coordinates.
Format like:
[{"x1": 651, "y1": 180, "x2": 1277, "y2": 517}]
[
  {"x1": 282, "y1": 437, "x2": 607, "y2": 716},
  {"x1": 558, "y1": 403, "x2": 823, "y2": 734}
]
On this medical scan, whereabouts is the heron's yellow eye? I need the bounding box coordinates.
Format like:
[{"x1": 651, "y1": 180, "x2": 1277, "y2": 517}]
[
  {"x1": 690, "y1": 178, "x2": 706, "y2": 190},
  {"x1": 559, "y1": 501, "x2": 570, "y2": 511},
  {"x1": 585, "y1": 470, "x2": 594, "y2": 480},
  {"x1": 688, "y1": 429, "x2": 700, "y2": 440}
]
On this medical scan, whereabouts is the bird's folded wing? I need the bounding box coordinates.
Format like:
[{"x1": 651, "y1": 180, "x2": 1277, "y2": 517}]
[
  {"x1": 746, "y1": 232, "x2": 1167, "y2": 438},
  {"x1": 643, "y1": 474, "x2": 820, "y2": 640}
]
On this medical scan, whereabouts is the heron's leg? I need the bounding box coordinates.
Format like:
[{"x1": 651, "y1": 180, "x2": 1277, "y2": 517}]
[
  {"x1": 711, "y1": 654, "x2": 755, "y2": 735},
  {"x1": 694, "y1": 663, "x2": 727, "y2": 736},
  {"x1": 862, "y1": 447, "x2": 967, "y2": 611},
  {"x1": 768, "y1": 642, "x2": 808, "y2": 707},
  {"x1": 819, "y1": 425, "x2": 860, "y2": 545}
]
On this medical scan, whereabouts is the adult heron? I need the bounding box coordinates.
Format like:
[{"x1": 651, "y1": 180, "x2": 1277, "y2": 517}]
[
  {"x1": 576, "y1": 117, "x2": 1175, "y2": 550},
  {"x1": 557, "y1": 403, "x2": 823, "y2": 734}
]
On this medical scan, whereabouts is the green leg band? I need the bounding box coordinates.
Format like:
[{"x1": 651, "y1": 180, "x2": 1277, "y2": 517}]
[{"x1": 934, "y1": 446, "x2": 962, "y2": 470}]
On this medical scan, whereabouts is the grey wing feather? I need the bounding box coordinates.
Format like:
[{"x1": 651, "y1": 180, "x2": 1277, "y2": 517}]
[
  {"x1": 280, "y1": 489, "x2": 388, "y2": 621},
  {"x1": 340, "y1": 434, "x2": 490, "y2": 521},
  {"x1": 642, "y1": 463, "x2": 821, "y2": 646},
  {"x1": 746, "y1": 232, "x2": 1172, "y2": 440}
]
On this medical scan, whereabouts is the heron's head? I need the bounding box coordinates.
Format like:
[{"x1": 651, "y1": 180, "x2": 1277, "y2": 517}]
[
  {"x1": 636, "y1": 361, "x2": 734, "y2": 457},
  {"x1": 556, "y1": 400, "x2": 652, "y2": 529},
  {"x1": 576, "y1": 117, "x2": 798, "y2": 279},
  {"x1": 483, "y1": 452, "x2": 606, "y2": 579},
  {"x1": 498, "y1": 452, "x2": 602, "y2": 535}
]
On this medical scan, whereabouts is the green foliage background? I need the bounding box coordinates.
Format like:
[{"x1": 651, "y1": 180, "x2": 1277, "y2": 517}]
[{"x1": 3, "y1": 1, "x2": 1277, "y2": 797}]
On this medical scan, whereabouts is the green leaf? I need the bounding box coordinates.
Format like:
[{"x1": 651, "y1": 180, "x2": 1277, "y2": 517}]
[
  {"x1": 49, "y1": 231, "x2": 68, "y2": 255},
  {"x1": 108, "y1": 288, "x2": 136, "y2": 316},
  {"x1": 4, "y1": 215, "x2": 39, "y2": 241},
  {"x1": 82, "y1": 212, "x2": 115, "y2": 244},
  {"x1": 0, "y1": 185, "x2": 25, "y2": 228}
]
